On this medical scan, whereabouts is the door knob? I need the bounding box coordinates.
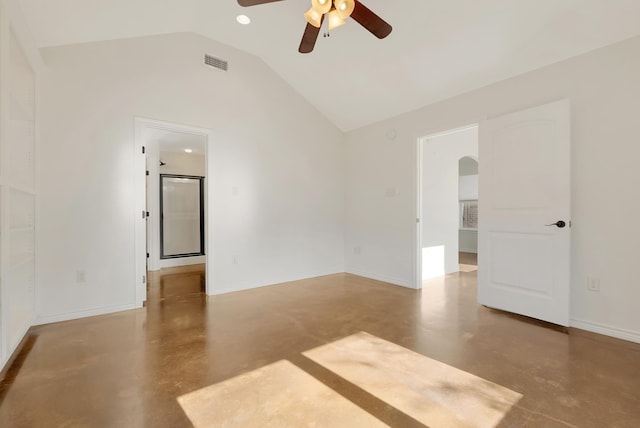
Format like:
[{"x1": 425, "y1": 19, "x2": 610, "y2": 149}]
[{"x1": 545, "y1": 220, "x2": 566, "y2": 228}]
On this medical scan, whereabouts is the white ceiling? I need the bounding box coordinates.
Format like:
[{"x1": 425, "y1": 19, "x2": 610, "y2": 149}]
[
  {"x1": 17, "y1": 0, "x2": 640, "y2": 131},
  {"x1": 145, "y1": 128, "x2": 206, "y2": 155}
]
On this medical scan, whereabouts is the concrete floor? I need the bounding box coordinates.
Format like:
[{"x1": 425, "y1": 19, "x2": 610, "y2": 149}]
[
  {"x1": 459, "y1": 251, "x2": 478, "y2": 266},
  {"x1": 1, "y1": 266, "x2": 639, "y2": 427}
]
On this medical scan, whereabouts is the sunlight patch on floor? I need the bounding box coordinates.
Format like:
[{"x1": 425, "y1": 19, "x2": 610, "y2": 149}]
[
  {"x1": 177, "y1": 360, "x2": 388, "y2": 428},
  {"x1": 304, "y1": 332, "x2": 522, "y2": 428}
]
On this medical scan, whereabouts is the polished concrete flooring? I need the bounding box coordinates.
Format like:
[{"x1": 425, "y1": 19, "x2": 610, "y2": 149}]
[
  {"x1": 459, "y1": 252, "x2": 478, "y2": 266},
  {"x1": 459, "y1": 252, "x2": 478, "y2": 273},
  {"x1": 1, "y1": 266, "x2": 640, "y2": 427}
]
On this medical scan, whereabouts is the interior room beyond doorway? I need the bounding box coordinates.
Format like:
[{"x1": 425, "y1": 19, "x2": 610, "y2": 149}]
[
  {"x1": 458, "y1": 156, "x2": 478, "y2": 273},
  {"x1": 419, "y1": 125, "x2": 478, "y2": 284},
  {"x1": 145, "y1": 128, "x2": 207, "y2": 272}
]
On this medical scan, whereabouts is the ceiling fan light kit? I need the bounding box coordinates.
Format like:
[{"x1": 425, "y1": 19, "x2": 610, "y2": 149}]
[
  {"x1": 303, "y1": 8, "x2": 323, "y2": 27},
  {"x1": 327, "y1": 8, "x2": 346, "y2": 30},
  {"x1": 238, "y1": 0, "x2": 392, "y2": 53},
  {"x1": 307, "y1": 0, "x2": 353, "y2": 28},
  {"x1": 311, "y1": 0, "x2": 332, "y2": 15},
  {"x1": 334, "y1": 0, "x2": 355, "y2": 19}
]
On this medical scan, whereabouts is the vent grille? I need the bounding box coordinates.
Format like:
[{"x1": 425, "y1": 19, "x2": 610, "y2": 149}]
[{"x1": 204, "y1": 54, "x2": 228, "y2": 71}]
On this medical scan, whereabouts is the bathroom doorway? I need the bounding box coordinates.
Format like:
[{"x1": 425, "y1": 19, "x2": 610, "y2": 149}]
[{"x1": 135, "y1": 118, "x2": 213, "y2": 305}]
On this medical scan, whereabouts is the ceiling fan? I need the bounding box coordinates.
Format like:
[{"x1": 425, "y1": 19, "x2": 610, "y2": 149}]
[{"x1": 237, "y1": 0, "x2": 392, "y2": 53}]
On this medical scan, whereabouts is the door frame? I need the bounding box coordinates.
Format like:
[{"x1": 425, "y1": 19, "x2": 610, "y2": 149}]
[
  {"x1": 134, "y1": 117, "x2": 214, "y2": 306},
  {"x1": 414, "y1": 124, "x2": 479, "y2": 289}
]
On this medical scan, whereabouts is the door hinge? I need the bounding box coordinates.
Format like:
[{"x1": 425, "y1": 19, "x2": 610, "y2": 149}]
[
  {"x1": 142, "y1": 210, "x2": 149, "y2": 219},
  {"x1": 142, "y1": 275, "x2": 146, "y2": 284},
  {"x1": 146, "y1": 170, "x2": 149, "y2": 176},
  {"x1": 142, "y1": 146, "x2": 146, "y2": 154},
  {"x1": 146, "y1": 252, "x2": 150, "y2": 258}
]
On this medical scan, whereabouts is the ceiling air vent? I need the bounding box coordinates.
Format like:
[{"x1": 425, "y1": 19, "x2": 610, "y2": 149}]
[{"x1": 204, "y1": 54, "x2": 228, "y2": 71}]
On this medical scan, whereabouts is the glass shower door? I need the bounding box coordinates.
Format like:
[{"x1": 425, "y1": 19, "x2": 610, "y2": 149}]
[{"x1": 160, "y1": 175, "x2": 205, "y2": 258}]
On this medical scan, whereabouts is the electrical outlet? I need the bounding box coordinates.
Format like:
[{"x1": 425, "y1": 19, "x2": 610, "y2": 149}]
[
  {"x1": 385, "y1": 187, "x2": 398, "y2": 198},
  {"x1": 232, "y1": 255, "x2": 239, "y2": 265},
  {"x1": 354, "y1": 246, "x2": 362, "y2": 255},
  {"x1": 587, "y1": 277, "x2": 600, "y2": 292}
]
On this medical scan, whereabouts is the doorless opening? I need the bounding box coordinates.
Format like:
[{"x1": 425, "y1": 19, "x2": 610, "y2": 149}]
[{"x1": 415, "y1": 125, "x2": 479, "y2": 288}]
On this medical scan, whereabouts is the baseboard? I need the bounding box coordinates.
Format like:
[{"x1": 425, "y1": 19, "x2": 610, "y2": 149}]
[
  {"x1": 210, "y1": 266, "x2": 345, "y2": 296},
  {"x1": 0, "y1": 322, "x2": 33, "y2": 374},
  {"x1": 570, "y1": 318, "x2": 640, "y2": 344},
  {"x1": 34, "y1": 303, "x2": 139, "y2": 326},
  {"x1": 459, "y1": 248, "x2": 478, "y2": 254},
  {"x1": 148, "y1": 263, "x2": 205, "y2": 276},
  {"x1": 156, "y1": 256, "x2": 206, "y2": 270},
  {"x1": 345, "y1": 269, "x2": 414, "y2": 289}
]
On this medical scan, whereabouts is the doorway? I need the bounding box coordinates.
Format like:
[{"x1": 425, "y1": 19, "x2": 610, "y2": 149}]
[
  {"x1": 135, "y1": 118, "x2": 213, "y2": 306},
  {"x1": 415, "y1": 125, "x2": 478, "y2": 288},
  {"x1": 149, "y1": 132, "x2": 207, "y2": 270}
]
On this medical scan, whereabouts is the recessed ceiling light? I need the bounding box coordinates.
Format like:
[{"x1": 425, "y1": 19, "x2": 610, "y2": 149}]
[
  {"x1": 184, "y1": 148, "x2": 193, "y2": 153},
  {"x1": 236, "y1": 14, "x2": 251, "y2": 25}
]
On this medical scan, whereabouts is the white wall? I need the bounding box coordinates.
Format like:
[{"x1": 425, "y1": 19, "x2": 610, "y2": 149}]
[
  {"x1": 345, "y1": 35, "x2": 640, "y2": 343},
  {"x1": 420, "y1": 127, "x2": 478, "y2": 279},
  {"x1": 159, "y1": 151, "x2": 205, "y2": 176},
  {"x1": 36, "y1": 32, "x2": 345, "y2": 324},
  {"x1": 459, "y1": 157, "x2": 478, "y2": 176},
  {"x1": 459, "y1": 230, "x2": 478, "y2": 253},
  {"x1": 458, "y1": 175, "x2": 478, "y2": 201}
]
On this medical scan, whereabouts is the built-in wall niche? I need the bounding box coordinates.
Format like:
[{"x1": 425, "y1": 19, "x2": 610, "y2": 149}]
[
  {"x1": 1, "y1": 27, "x2": 37, "y2": 365},
  {"x1": 10, "y1": 188, "x2": 35, "y2": 232},
  {"x1": 458, "y1": 163, "x2": 479, "y2": 230},
  {"x1": 8, "y1": 29, "x2": 35, "y2": 189},
  {"x1": 9, "y1": 30, "x2": 35, "y2": 121},
  {"x1": 460, "y1": 200, "x2": 478, "y2": 229},
  {"x1": 7, "y1": 189, "x2": 35, "y2": 349}
]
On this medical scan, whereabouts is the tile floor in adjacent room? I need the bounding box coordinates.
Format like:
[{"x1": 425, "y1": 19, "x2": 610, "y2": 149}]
[{"x1": 1, "y1": 265, "x2": 639, "y2": 427}]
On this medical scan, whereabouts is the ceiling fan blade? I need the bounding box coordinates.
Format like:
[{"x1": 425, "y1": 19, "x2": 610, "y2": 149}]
[
  {"x1": 351, "y1": 1, "x2": 392, "y2": 39},
  {"x1": 237, "y1": 0, "x2": 285, "y2": 6},
  {"x1": 299, "y1": 18, "x2": 323, "y2": 54}
]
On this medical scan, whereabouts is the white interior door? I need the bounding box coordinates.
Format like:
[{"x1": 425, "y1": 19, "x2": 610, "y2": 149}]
[{"x1": 478, "y1": 99, "x2": 571, "y2": 326}]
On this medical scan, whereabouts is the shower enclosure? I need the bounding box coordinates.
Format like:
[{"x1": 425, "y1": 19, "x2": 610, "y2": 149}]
[{"x1": 160, "y1": 174, "x2": 205, "y2": 259}]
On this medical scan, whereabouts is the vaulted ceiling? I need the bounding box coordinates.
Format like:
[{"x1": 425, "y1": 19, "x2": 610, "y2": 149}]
[{"x1": 17, "y1": 0, "x2": 640, "y2": 131}]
